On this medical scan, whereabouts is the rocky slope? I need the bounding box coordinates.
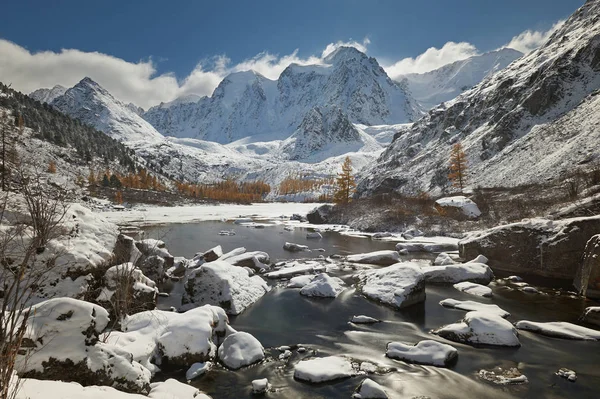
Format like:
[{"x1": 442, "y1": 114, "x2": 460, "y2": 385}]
[
  {"x1": 359, "y1": 0, "x2": 600, "y2": 196},
  {"x1": 398, "y1": 48, "x2": 523, "y2": 109},
  {"x1": 29, "y1": 84, "x2": 67, "y2": 104},
  {"x1": 143, "y1": 47, "x2": 422, "y2": 143}
]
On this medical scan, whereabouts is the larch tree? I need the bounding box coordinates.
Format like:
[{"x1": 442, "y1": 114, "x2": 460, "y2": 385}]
[
  {"x1": 448, "y1": 142, "x2": 468, "y2": 193},
  {"x1": 333, "y1": 156, "x2": 356, "y2": 205}
]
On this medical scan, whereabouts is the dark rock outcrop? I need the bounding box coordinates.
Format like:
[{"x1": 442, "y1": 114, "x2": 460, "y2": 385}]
[{"x1": 307, "y1": 204, "x2": 333, "y2": 224}]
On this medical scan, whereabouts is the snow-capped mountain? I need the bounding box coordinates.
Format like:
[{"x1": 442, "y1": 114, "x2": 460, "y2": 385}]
[
  {"x1": 51, "y1": 77, "x2": 164, "y2": 143},
  {"x1": 398, "y1": 48, "x2": 523, "y2": 109},
  {"x1": 280, "y1": 106, "x2": 381, "y2": 161},
  {"x1": 29, "y1": 85, "x2": 67, "y2": 104},
  {"x1": 359, "y1": 0, "x2": 600, "y2": 196},
  {"x1": 143, "y1": 47, "x2": 422, "y2": 143}
]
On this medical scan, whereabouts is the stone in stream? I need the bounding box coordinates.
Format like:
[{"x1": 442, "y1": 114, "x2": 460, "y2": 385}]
[
  {"x1": 294, "y1": 356, "x2": 355, "y2": 383},
  {"x1": 287, "y1": 274, "x2": 316, "y2": 288},
  {"x1": 386, "y1": 340, "x2": 458, "y2": 367},
  {"x1": 556, "y1": 368, "x2": 577, "y2": 382},
  {"x1": 478, "y1": 367, "x2": 528, "y2": 385},
  {"x1": 581, "y1": 306, "x2": 600, "y2": 327},
  {"x1": 433, "y1": 311, "x2": 520, "y2": 347},
  {"x1": 354, "y1": 263, "x2": 426, "y2": 309},
  {"x1": 352, "y1": 378, "x2": 388, "y2": 398},
  {"x1": 453, "y1": 281, "x2": 493, "y2": 297},
  {"x1": 439, "y1": 298, "x2": 509, "y2": 318},
  {"x1": 347, "y1": 250, "x2": 401, "y2": 266},
  {"x1": 422, "y1": 263, "x2": 494, "y2": 284},
  {"x1": 299, "y1": 273, "x2": 345, "y2": 298},
  {"x1": 351, "y1": 315, "x2": 381, "y2": 324},
  {"x1": 283, "y1": 242, "x2": 310, "y2": 252},
  {"x1": 251, "y1": 378, "x2": 271, "y2": 393},
  {"x1": 306, "y1": 204, "x2": 333, "y2": 224},
  {"x1": 515, "y1": 320, "x2": 600, "y2": 340},
  {"x1": 218, "y1": 331, "x2": 265, "y2": 370}
]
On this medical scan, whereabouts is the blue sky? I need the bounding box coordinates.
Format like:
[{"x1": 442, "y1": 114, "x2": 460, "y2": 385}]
[{"x1": 0, "y1": 0, "x2": 584, "y2": 107}]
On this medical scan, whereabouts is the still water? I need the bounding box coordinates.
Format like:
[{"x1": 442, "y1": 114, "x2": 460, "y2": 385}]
[{"x1": 143, "y1": 221, "x2": 600, "y2": 399}]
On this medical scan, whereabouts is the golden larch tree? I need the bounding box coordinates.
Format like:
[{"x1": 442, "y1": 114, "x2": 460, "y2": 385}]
[
  {"x1": 115, "y1": 190, "x2": 123, "y2": 204},
  {"x1": 333, "y1": 156, "x2": 356, "y2": 205},
  {"x1": 448, "y1": 142, "x2": 468, "y2": 193},
  {"x1": 47, "y1": 161, "x2": 57, "y2": 174}
]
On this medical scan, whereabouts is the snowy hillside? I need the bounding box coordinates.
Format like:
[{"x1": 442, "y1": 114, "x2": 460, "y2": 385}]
[
  {"x1": 29, "y1": 85, "x2": 67, "y2": 104},
  {"x1": 143, "y1": 47, "x2": 422, "y2": 143},
  {"x1": 398, "y1": 48, "x2": 523, "y2": 109},
  {"x1": 51, "y1": 78, "x2": 164, "y2": 143},
  {"x1": 359, "y1": 0, "x2": 600, "y2": 196}
]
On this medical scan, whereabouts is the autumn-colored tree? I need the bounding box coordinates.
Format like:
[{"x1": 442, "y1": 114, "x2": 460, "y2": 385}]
[
  {"x1": 114, "y1": 190, "x2": 123, "y2": 204},
  {"x1": 88, "y1": 169, "x2": 96, "y2": 186},
  {"x1": 448, "y1": 142, "x2": 468, "y2": 193},
  {"x1": 47, "y1": 161, "x2": 57, "y2": 174},
  {"x1": 333, "y1": 156, "x2": 356, "y2": 205}
]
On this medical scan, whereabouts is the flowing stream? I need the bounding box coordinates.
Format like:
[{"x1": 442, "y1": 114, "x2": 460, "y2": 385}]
[{"x1": 142, "y1": 220, "x2": 600, "y2": 399}]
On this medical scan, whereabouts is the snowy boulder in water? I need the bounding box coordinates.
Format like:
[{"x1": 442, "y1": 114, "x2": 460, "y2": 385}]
[
  {"x1": 351, "y1": 315, "x2": 381, "y2": 324},
  {"x1": 299, "y1": 273, "x2": 345, "y2": 298},
  {"x1": 478, "y1": 367, "x2": 528, "y2": 385},
  {"x1": 355, "y1": 263, "x2": 426, "y2": 309},
  {"x1": 201, "y1": 245, "x2": 223, "y2": 262},
  {"x1": 287, "y1": 274, "x2": 316, "y2": 288},
  {"x1": 352, "y1": 378, "x2": 388, "y2": 398},
  {"x1": 294, "y1": 356, "x2": 355, "y2": 383},
  {"x1": 435, "y1": 196, "x2": 481, "y2": 219},
  {"x1": 581, "y1": 306, "x2": 600, "y2": 327},
  {"x1": 386, "y1": 340, "x2": 458, "y2": 367},
  {"x1": 223, "y1": 251, "x2": 270, "y2": 269},
  {"x1": 515, "y1": 321, "x2": 600, "y2": 340},
  {"x1": 467, "y1": 255, "x2": 489, "y2": 264},
  {"x1": 422, "y1": 263, "x2": 494, "y2": 284},
  {"x1": 284, "y1": 242, "x2": 310, "y2": 252},
  {"x1": 434, "y1": 252, "x2": 456, "y2": 266},
  {"x1": 556, "y1": 368, "x2": 577, "y2": 382},
  {"x1": 149, "y1": 378, "x2": 212, "y2": 399},
  {"x1": 183, "y1": 260, "x2": 270, "y2": 315},
  {"x1": 433, "y1": 311, "x2": 520, "y2": 347},
  {"x1": 440, "y1": 298, "x2": 509, "y2": 317},
  {"x1": 17, "y1": 298, "x2": 151, "y2": 394},
  {"x1": 185, "y1": 362, "x2": 212, "y2": 381},
  {"x1": 347, "y1": 250, "x2": 401, "y2": 266},
  {"x1": 251, "y1": 378, "x2": 271, "y2": 393},
  {"x1": 453, "y1": 281, "x2": 493, "y2": 297},
  {"x1": 218, "y1": 332, "x2": 265, "y2": 370},
  {"x1": 306, "y1": 204, "x2": 333, "y2": 224}
]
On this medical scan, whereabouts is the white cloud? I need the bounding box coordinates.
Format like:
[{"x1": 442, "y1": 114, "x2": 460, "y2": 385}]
[
  {"x1": 504, "y1": 20, "x2": 565, "y2": 53},
  {"x1": 321, "y1": 38, "x2": 371, "y2": 58},
  {"x1": 383, "y1": 41, "x2": 479, "y2": 78}
]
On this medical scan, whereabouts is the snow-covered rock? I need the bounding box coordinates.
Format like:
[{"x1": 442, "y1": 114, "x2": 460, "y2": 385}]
[
  {"x1": 347, "y1": 250, "x2": 401, "y2": 266},
  {"x1": 294, "y1": 356, "x2": 355, "y2": 383},
  {"x1": 149, "y1": 379, "x2": 211, "y2": 399},
  {"x1": 299, "y1": 273, "x2": 345, "y2": 298},
  {"x1": 453, "y1": 281, "x2": 493, "y2": 297},
  {"x1": 433, "y1": 311, "x2": 520, "y2": 347},
  {"x1": 478, "y1": 367, "x2": 528, "y2": 385},
  {"x1": 218, "y1": 331, "x2": 265, "y2": 370},
  {"x1": 581, "y1": 306, "x2": 600, "y2": 327},
  {"x1": 386, "y1": 340, "x2": 458, "y2": 367},
  {"x1": 183, "y1": 260, "x2": 270, "y2": 315},
  {"x1": 515, "y1": 321, "x2": 600, "y2": 340},
  {"x1": 434, "y1": 252, "x2": 456, "y2": 266},
  {"x1": 222, "y1": 251, "x2": 270, "y2": 269},
  {"x1": 251, "y1": 378, "x2": 271, "y2": 394},
  {"x1": 284, "y1": 242, "x2": 310, "y2": 252},
  {"x1": 440, "y1": 298, "x2": 509, "y2": 317},
  {"x1": 201, "y1": 245, "x2": 223, "y2": 262},
  {"x1": 422, "y1": 263, "x2": 494, "y2": 284},
  {"x1": 185, "y1": 362, "x2": 213, "y2": 381},
  {"x1": 18, "y1": 298, "x2": 151, "y2": 394},
  {"x1": 556, "y1": 368, "x2": 577, "y2": 382},
  {"x1": 351, "y1": 315, "x2": 381, "y2": 324},
  {"x1": 97, "y1": 263, "x2": 158, "y2": 316},
  {"x1": 265, "y1": 261, "x2": 326, "y2": 279},
  {"x1": 352, "y1": 378, "x2": 388, "y2": 398},
  {"x1": 435, "y1": 196, "x2": 481, "y2": 219},
  {"x1": 287, "y1": 274, "x2": 316, "y2": 288},
  {"x1": 355, "y1": 263, "x2": 426, "y2": 309}
]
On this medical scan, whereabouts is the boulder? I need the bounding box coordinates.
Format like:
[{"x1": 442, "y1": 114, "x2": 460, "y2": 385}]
[
  {"x1": 353, "y1": 378, "x2": 388, "y2": 398},
  {"x1": 284, "y1": 242, "x2": 310, "y2": 252},
  {"x1": 435, "y1": 196, "x2": 481, "y2": 220},
  {"x1": 183, "y1": 261, "x2": 270, "y2": 315},
  {"x1": 299, "y1": 273, "x2": 345, "y2": 298},
  {"x1": 149, "y1": 379, "x2": 212, "y2": 399},
  {"x1": 515, "y1": 320, "x2": 600, "y2": 340},
  {"x1": 202, "y1": 245, "x2": 223, "y2": 262},
  {"x1": 347, "y1": 250, "x2": 401, "y2": 266},
  {"x1": 453, "y1": 281, "x2": 493, "y2": 297},
  {"x1": 386, "y1": 340, "x2": 458, "y2": 367},
  {"x1": 307, "y1": 204, "x2": 334, "y2": 224},
  {"x1": 422, "y1": 263, "x2": 494, "y2": 284},
  {"x1": 218, "y1": 332, "x2": 265, "y2": 370},
  {"x1": 433, "y1": 311, "x2": 520, "y2": 347},
  {"x1": 294, "y1": 356, "x2": 355, "y2": 383},
  {"x1": 581, "y1": 306, "x2": 600, "y2": 327},
  {"x1": 459, "y1": 216, "x2": 600, "y2": 280},
  {"x1": 355, "y1": 263, "x2": 426, "y2": 309},
  {"x1": 222, "y1": 251, "x2": 270, "y2": 269}
]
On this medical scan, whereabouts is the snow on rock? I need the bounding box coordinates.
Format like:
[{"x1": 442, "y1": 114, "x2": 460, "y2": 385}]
[
  {"x1": 149, "y1": 379, "x2": 211, "y2": 399},
  {"x1": 478, "y1": 367, "x2": 528, "y2": 385},
  {"x1": 395, "y1": 237, "x2": 459, "y2": 253},
  {"x1": 352, "y1": 378, "x2": 388, "y2": 398},
  {"x1": 435, "y1": 196, "x2": 481, "y2": 219},
  {"x1": 434, "y1": 252, "x2": 456, "y2": 266},
  {"x1": 515, "y1": 321, "x2": 600, "y2": 340},
  {"x1": 440, "y1": 298, "x2": 509, "y2": 317},
  {"x1": 17, "y1": 298, "x2": 151, "y2": 394},
  {"x1": 467, "y1": 255, "x2": 489, "y2": 264},
  {"x1": 96, "y1": 263, "x2": 158, "y2": 315},
  {"x1": 351, "y1": 315, "x2": 381, "y2": 324},
  {"x1": 433, "y1": 311, "x2": 520, "y2": 347},
  {"x1": 185, "y1": 362, "x2": 213, "y2": 381},
  {"x1": 386, "y1": 340, "x2": 458, "y2": 367},
  {"x1": 556, "y1": 368, "x2": 577, "y2": 382},
  {"x1": 521, "y1": 286, "x2": 540, "y2": 294},
  {"x1": 183, "y1": 260, "x2": 270, "y2": 315},
  {"x1": 222, "y1": 251, "x2": 270, "y2": 269},
  {"x1": 265, "y1": 261, "x2": 327, "y2": 279},
  {"x1": 299, "y1": 273, "x2": 345, "y2": 298},
  {"x1": 218, "y1": 331, "x2": 265, "y2": 370},
  {"x1": 347, "y1": 250, "x2": 401, "y2": 266},
  {"x1": 201, "y1": 245, "x2": 223, "y2": 262},
  {"x1": 16, "y1": 379, "x2": 149, "y2": 399},
  {"x1": 453, "y1": 282, "x2": 493, "y2": 297},
  {"x1": 284, "y1": 242, "x2": 310, "y2": 252},
  {"x1": 251, "y1": 378, "x2": 271, "y2": 394},
  {"x1": 287, "y1": 274, "x2": 316, "y2": 288},
  {"x1": 581, "y1": 306, "x2": 600, "y2": 327},
  {"x1": 355, "y1": 263, "x2": 426, "y2": 309},
  {"x1": 294, "y1": 356, "x2": 355, "y2": 383},
  {"x1": 422, "y1": 263, "x2": 494, "y2": 284}
]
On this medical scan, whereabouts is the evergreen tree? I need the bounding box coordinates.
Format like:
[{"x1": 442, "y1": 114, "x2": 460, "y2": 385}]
[
  {"x1": 109, "y1": 174, "x2": 122, "y2": 188},
  {"x1": 102, "y1": 174, "x2": 110, "y2": 187},
  {"x1": 333, "y1": 156, "x2": 356, "y2": 205},
  {"x1": 448, "y1": 142, "x2": 468, "y2": 193}
]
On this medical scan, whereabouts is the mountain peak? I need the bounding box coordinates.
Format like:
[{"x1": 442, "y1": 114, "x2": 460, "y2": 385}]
[{"x1": 323, "y1": 46, "x2": 368, "y2": 64}]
